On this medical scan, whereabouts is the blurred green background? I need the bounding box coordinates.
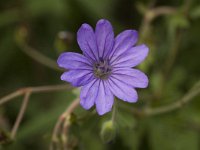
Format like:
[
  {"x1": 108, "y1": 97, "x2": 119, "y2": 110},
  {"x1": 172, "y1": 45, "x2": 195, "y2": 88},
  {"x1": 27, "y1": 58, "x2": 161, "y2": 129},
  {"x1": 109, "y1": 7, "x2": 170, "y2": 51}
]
[{"x1": 0, "y1": 0, "x2": 200, "y2": 149}]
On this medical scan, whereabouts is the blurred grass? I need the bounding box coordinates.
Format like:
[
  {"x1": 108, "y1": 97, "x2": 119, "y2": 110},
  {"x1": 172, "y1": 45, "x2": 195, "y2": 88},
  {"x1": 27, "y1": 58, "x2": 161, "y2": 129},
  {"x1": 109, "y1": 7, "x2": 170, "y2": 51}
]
[{"x1": 0, "y1": 0, "x2": 200, "y2": 150}]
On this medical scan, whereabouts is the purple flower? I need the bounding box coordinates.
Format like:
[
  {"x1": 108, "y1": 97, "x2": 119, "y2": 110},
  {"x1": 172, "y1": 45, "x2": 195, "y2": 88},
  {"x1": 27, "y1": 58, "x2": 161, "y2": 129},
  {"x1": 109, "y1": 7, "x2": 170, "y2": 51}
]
[{"x1": 57, "y1": 19, "x2": 149, "y2": 115}]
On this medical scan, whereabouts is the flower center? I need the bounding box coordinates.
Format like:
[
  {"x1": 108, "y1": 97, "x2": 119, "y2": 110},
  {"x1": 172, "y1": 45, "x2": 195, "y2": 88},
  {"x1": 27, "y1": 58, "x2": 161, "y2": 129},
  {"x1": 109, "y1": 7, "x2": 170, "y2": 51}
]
[{"x1": 93, "y1": 58, "x2": 112, "y2": 79}]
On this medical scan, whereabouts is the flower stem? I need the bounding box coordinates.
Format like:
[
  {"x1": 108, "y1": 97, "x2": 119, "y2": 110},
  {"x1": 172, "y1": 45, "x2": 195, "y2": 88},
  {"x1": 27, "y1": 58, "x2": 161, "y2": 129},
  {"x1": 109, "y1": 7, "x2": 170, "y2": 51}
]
[{"x1": 111, "y1": 99, "x2": 117, "y2": 123}]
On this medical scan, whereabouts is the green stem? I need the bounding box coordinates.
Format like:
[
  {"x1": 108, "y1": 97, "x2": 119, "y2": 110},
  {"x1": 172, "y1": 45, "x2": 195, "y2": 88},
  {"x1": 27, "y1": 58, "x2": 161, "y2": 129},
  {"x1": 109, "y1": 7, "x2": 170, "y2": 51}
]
[
  {"x1": 111, "y1": 99, "x2": 117, "y2": 123},
  {"x1": 144, "y1": 81, "x2": 200, "y2": 116},
  {"x1": 15, "y1": 27, "x2": 63, "y2": 72}
]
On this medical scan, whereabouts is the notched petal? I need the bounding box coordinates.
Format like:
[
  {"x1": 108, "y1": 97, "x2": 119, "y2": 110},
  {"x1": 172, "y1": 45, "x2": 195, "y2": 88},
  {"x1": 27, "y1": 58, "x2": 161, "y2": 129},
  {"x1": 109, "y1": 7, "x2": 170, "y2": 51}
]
[
  {"x1": 80, "y1": 80, "x2": 99, "y2": 110},
  {"x1": 95, "y1": 19, "x2": 114, "y2": 58},
  {"x1": 61, "y1": 70, "x2": 94, "y2": 87},
  {"x1": 112, "y1": 44, "x2": 149, "y2": 67},
  {"x1": 77, "y1": 24, "x2": 99, "y2": 61},
  {"x1": 107, "y1": 78, "x2": 138, "y2": 103},
  {"x1": 57, "y1": 52, "x2": 92, "y2": 70},
  {"x1": 112, "y1": 68, "x2": 149, "y2": 88},
  {"x1": 95, "y1": 81, "x2": 114, "y2": 115},
  {"x1": 109, "y1": 30, "x2": 138, "y2": 60}
]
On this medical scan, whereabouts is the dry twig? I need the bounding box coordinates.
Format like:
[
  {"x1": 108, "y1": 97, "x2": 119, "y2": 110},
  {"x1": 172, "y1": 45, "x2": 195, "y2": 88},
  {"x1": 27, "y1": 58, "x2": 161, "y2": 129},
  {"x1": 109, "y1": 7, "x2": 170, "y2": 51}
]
[
  {"x1": 50, "y1": 98, "x2": 80, "y2": 150},
  {"x1": 0, "y1": 84, "x2": 72, "y2": 140},
  {"x1": 10, "y1": 92, "x2": 31, "y2": 139}
]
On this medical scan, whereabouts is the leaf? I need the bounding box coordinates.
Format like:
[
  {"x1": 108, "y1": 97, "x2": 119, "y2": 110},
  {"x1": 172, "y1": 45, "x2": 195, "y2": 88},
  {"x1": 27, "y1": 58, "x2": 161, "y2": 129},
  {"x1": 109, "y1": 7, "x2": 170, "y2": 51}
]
[
  {"x1": 190, "y1": 5, "x2": 200, "y2": 19},
  {"x1": 24, "y1": 0, "x2": 66, "y2": 17},
  {"x1": 74, "y1": 0, "x2": 114, "y2": 19},
  {"x1": 118, "y1": 119, "x2": 150, "y2": 150},
  {"x1": 0, "y1": 9, "x2": 20, "y2": 28},
  {"x1": 166, "y1": 11, "x2": 190, "y2": 39},
  {"x1": 116, "y1": 109, "x2": 136, "y2": 129},
  {"x1": 149, "y1": 116, "x2": 199, "y2": 150},
  {"x1": 150, "y1": 71, "x2": 163, "y2": 98}
]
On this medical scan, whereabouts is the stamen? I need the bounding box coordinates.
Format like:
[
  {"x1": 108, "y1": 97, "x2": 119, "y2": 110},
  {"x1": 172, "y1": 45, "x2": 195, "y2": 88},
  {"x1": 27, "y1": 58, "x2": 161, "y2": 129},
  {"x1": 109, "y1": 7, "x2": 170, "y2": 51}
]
[{"x1": 93, "y1": 59, "x2": 112, "y2": 79}]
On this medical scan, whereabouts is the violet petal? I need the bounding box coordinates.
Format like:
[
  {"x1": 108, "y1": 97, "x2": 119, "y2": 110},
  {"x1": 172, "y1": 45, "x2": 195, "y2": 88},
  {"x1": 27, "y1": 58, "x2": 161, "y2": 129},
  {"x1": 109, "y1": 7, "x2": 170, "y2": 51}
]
[
  {"x1": 80, "y1": 79, "x2": 99, "y2": 110},
  {"x1": 109, "y1": 30, "x2": 138, "y2": 60},
  {"x1": 111, "y1": 44, "x2": 149, "y2": 67},
  {"x1": 77, "y1": 23, "x2": 99, "y2": 61},
  {"x1": 61, "y1": 70, "x2": 94, "y2": 87},
  {"x1": 107, "y1": 78, "x2": 138, "y2": 102},
  {"x1": 95, "y1": 81, "x2": 114, "y2": 115},
  {"x1": 57, "y1": 52, "x2": 92, "y2": 70},
  {"x1": 112, "y1": 68, "x2": 148, "y2": 88},
  {"x1": 95, "y1": 19, "x2": 114, "y2": 58}
]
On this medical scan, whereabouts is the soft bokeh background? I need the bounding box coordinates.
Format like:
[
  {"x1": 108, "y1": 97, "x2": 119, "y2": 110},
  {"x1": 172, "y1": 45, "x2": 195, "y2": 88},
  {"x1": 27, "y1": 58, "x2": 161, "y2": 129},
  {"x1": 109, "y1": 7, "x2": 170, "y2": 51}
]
[{"x1": 0, "y1": 0, "x2": 200, "y2": 149}]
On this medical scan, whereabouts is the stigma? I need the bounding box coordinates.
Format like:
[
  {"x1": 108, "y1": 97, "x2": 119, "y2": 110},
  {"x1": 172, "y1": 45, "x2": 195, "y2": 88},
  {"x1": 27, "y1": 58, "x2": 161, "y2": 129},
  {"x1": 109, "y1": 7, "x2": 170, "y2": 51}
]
[{"x1": 93, "y1": 58, "x2": 112, "y2": 79}]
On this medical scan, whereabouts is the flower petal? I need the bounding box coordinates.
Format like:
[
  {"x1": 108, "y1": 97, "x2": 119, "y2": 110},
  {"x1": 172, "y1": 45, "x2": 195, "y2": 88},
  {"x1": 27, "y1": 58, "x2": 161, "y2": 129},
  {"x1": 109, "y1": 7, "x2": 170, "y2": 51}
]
[
  {"x1": 95, "y1": 19, "x2": 114, "y2": 58},
  {"x1": 112, "y1": 68, "x2": 148, "y2": 88},
  {"x1": 95, "y1": 81, "x2": 114, "y2": 115},
  {"x1": 111, "y1": 44, "x2": 149, "y2": 67},
  {"x1": 57, "y1": 52, "x2": 92, "y2": 69},
  {"x1": 61, "y1": 70, "x2": 94, "y2": 87},
  {"x1": 107, "y1": 78, "x2": 138, "y2": 102},
  {"x1": 109, "y1": 30, "x2": 138, "y2": 60},
  {"x1": 77, "y1": 23, "x2": 99, "y2": 61},
  {"x1": 80, "y1": 79, "x2": 99, "y2": 110}
]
